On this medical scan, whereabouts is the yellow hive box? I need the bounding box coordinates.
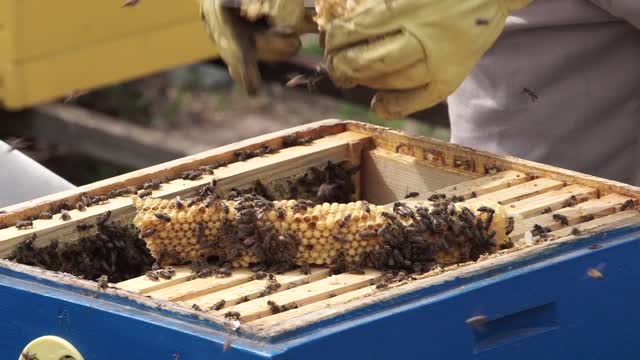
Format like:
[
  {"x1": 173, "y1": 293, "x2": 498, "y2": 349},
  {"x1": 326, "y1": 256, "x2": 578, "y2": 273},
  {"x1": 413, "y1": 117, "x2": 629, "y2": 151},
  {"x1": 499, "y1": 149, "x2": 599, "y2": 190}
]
[{"x1": 0, "y1": 0, "x2": 218, "y2": 110}]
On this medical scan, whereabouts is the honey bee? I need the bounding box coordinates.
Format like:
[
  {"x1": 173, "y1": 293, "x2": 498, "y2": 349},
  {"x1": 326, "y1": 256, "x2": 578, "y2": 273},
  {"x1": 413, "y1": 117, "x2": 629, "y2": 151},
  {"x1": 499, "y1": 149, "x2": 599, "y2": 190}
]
[
  {"x1": 76, "y1": 223, "x2": 93, "y2": 231},
  {"x1": 191, "y1": 304, "x2": 204, "y2": 312},
  {"x1": 358, "y1": 230, "x2": 378, "y2": 238},
  {"x1": 15, "y1": 220, "x2": 33, "y2": 229},
  {"x1": 224, "y1": 311, "x2": 241, "y2": 320},
  {"x1": 174, "y1": 196, "x2": 185, "y2": 210},
  {"x1": 404, "y1": 191, "x2": 420, "y2": 199},
  {"x1": 286, "y1": 73, "x2": 324, "y2": 91},
  {"x1": 92, "y1": 195, "x2": 108, "y2": 205},
  {"x1": 143, "y1": 180, "x2": 161, "y2": 190},
  {"x1": 563, "y1": 195, "x2": 578, "y2": 207},
  {"x1": 38, "y1": 211, "x2": 53, "y2": 220},
  {"x1": 552, "y1": 213, "x2": 569, "y2": 226},
  {"x1": 146, "y1": 271, "x2": 160, "y2": 281},
  {"x1": 181, "y1": 170, "x2": 203, "y2": 181},
  {"x1": 60, "y1": 210, "x2": 71, "y2": 221},
  {"x1": 252, "y1": 271, "x2": 268, "y2": 280},
  {"x1": 158, "y1": 266, "x2": 176, "y2": 279},
  {"x1": 97, "y1": 211, "x2": 111, "y2": 225},
  {"x1": 212, "y1": 300, "x2": 226, "y2": 311},
  {"x1": 338, "y1": 214, "x2": 352, "y2": 229},
  {"x1": 154, "y1": 213, "x2": 172, "y2": 222},
  {"x1": 621, "y1": 199, "x2": 635, "y2": 211},
  {"x1": 283, "y1": 135, "x2": 301, "y2": 147},
  {"x1": 428, "y1": 193, "x2": 446, "y2": 202},
  {"x1": 450, "y1": 195, "x2": 465, "y2": 203},
  {"x1": 571, "y1": 227, "x2": 582, "y2": 236},
  {"x1": 541, "y1": 207, "x2": 552, "y2": 214},
  {"x1": 96, "y1": 275, "x2": 109, "y2": 291},
  {"x1": 76, "y1": 202, "x2": 87, "y2": 212},
  {"x1": 587, "y1": 268, "x2": 604, "y2": 280},
  {"x1": 137, "y1": 190, "x2": 152, "y2": 199}
]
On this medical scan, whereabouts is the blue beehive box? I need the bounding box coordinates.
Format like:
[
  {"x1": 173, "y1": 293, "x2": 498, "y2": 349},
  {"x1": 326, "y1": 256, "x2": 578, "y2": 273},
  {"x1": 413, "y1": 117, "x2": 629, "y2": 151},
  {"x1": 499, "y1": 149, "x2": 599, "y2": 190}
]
[{"x1": 1, "y1": 120, "x2": 638, "y2": 359}]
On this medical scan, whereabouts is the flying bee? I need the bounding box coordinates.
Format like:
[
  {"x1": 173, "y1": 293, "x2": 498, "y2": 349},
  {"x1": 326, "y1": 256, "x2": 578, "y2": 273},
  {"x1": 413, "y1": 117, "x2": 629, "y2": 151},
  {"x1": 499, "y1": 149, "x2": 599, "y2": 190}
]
[
  {"x1": 286, "y1": 73, "x2": 324, "y2": 91},
  {"x1": 587, "y1": 268, "x2": 604, "y2": 280},
  {"x1": 522, "y1": 87, "x2": 539, "y2": 102},
  {"x1": 465, "y1": 315, "x2": 488, "y2": 327}
]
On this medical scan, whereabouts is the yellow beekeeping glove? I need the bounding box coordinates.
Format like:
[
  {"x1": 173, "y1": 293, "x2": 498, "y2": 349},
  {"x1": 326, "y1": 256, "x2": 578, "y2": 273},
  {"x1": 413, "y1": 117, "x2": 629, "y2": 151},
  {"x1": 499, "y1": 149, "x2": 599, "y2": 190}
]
[
  {"x1": 200, "y1": 0, "x2": 317, "y2": 95},
  {"x1": 324, "y1": 0, "x2": 532, "y2": 119}
]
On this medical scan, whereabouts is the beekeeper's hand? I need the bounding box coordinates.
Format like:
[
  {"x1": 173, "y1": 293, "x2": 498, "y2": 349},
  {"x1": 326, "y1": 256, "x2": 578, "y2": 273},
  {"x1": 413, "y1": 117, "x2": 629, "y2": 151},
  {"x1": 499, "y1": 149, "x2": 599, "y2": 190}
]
[
  {"x1": 324, "y1": 0, "x2": 532, "y2": 119},
  {"x1": 200, "y1": 0, "x2": 317, "y2": 94}
]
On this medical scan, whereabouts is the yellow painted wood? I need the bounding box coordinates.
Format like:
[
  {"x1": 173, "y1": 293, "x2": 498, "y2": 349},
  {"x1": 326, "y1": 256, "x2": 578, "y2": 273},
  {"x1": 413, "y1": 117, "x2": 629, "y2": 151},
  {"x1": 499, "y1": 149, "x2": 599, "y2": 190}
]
[{"x1": 0, "y1": 0, "x2": 219, "y2": 110}]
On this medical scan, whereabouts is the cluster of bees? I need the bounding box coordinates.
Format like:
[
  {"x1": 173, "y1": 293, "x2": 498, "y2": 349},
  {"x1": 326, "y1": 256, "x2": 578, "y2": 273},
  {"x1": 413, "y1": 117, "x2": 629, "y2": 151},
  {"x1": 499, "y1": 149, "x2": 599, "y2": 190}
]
[{"x1": 11, "y1": 220, "x2": 154, "y2": 283}]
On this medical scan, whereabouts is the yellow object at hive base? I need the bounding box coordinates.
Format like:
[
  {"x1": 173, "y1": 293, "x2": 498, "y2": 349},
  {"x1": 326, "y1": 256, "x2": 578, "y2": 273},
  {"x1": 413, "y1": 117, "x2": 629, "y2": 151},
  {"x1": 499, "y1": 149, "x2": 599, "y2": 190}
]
[{"x1": 0, "y1": 0, "x2": 219, "y2": 110}]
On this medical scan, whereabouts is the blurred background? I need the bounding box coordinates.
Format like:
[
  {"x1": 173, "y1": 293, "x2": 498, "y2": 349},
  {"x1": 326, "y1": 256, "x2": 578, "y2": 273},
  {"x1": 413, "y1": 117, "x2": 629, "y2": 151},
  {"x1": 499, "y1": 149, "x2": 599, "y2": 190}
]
[{"x1": 0, "y1": 3, "x2": 449, "y2": 187}]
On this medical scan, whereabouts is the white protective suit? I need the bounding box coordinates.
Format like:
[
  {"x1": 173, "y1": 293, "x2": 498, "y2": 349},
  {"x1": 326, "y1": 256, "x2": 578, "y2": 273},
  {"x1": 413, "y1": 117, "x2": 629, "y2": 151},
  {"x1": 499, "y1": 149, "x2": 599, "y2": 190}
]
[{"x1": 449, "y1": 0, "x2": 640, "y2": 185}]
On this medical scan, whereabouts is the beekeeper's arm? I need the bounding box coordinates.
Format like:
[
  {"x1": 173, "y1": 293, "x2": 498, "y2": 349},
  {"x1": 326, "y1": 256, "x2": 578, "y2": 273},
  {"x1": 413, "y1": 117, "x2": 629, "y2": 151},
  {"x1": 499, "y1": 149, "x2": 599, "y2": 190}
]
[
  {"x1": 589, "y1": 0, "x2": 640, "y2": 28},
  {"x1": 199, "y1": 0, "x2": 316, "y2": 94},
  {"x1": 324, "y1": 0, "x2": 531, "y2": 119}
]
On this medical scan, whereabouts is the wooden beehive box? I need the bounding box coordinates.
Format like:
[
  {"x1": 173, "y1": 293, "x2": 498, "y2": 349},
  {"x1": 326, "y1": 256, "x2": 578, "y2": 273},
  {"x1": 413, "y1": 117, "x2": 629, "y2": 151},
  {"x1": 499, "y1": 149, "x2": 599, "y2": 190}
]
[
  {"x1": 0, "y1": 0, "x2": 217, "y2": 110},
  {"x1": 1, "y1": 120, "x2": 639, "y2": 340}
]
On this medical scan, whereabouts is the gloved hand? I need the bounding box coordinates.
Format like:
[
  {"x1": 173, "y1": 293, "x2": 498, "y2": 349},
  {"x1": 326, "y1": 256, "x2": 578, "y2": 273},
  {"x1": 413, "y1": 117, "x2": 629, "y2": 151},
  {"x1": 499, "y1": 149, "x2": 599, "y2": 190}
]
[
  {"x1": 324, "y1": 0, "x2": 532, "y2": 119},
  {"x1": 200, "y1": 0, "x2": 318, "y2": 94}
]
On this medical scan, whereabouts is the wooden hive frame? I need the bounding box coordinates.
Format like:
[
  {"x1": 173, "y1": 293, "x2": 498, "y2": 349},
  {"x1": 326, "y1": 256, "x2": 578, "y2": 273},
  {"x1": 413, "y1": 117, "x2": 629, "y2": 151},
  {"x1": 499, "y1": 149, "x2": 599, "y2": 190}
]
[{"x1": 1, "y1": 120, "x2": 639, "y2": 339}]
